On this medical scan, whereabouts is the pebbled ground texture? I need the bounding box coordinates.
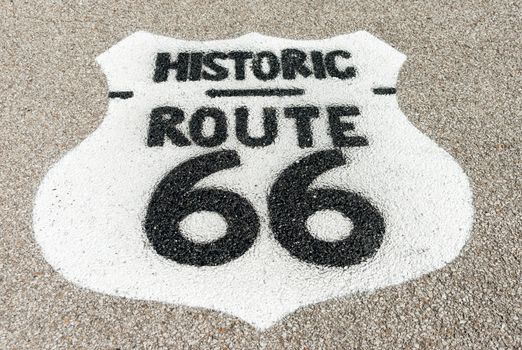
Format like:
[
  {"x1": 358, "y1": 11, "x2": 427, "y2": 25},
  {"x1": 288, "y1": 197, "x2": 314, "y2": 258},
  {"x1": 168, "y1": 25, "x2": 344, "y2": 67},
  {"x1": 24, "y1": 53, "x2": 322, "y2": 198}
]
[{"x1": 0, "y1": 0, "x2": 520, "y2": 349}]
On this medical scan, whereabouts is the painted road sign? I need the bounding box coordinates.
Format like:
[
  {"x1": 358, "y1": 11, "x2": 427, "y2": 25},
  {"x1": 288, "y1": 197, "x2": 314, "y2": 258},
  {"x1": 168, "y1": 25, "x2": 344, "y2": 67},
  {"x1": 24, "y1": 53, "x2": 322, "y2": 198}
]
[{"x1": 33, "y1": 31, "x2": 473, "y2": 329}]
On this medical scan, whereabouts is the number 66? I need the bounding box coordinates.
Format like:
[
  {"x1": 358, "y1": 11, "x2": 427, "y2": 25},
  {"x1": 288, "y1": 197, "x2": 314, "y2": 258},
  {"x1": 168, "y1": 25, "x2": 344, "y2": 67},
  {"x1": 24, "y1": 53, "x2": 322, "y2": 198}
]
[{"x1": 145, "y1": 150, "x2": 385, "y2": 267}]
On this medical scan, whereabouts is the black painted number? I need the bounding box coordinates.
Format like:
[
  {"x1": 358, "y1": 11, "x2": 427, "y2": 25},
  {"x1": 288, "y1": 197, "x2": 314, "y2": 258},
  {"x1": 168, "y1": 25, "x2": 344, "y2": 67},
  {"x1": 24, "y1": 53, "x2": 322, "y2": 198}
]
[
  {"x1": 145, "y1": 149, "x2": 385, "y2": 267},
  {"x1": 268, "y1": 150, "x2": 385, "y2": 267},
  {"x1": 145, "y1": 150, "x2": 259, "y2": 266}
]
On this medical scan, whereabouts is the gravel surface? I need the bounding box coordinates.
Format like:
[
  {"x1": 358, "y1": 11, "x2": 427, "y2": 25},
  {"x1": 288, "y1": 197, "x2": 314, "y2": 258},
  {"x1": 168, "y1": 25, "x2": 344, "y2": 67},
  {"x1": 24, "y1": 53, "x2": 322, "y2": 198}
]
[{"x1": 0, "y1": 1, "x2": 520, "y2": 349}]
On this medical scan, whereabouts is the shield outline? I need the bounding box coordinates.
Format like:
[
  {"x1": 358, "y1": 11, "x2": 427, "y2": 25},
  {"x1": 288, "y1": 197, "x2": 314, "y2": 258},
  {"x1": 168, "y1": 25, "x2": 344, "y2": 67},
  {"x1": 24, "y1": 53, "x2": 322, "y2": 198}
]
[{"x1": 32, "y1": 31, "x2": 474, "y2": 329}]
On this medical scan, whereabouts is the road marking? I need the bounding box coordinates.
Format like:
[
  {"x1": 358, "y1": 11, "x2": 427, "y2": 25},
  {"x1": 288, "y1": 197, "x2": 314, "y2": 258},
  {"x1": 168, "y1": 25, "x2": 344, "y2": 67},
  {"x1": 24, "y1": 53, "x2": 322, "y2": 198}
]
[
  {"x1": 372, "y1": 87, "x2": 397, "y2": 95},
  {"x1": 206, "y1": 88, "x2": 305, "y2": 98},
  {"x1": 108, "y1": 91, "x2": 134, "y2": 99},
  {"x1": 33, "y1": 31, "x2": 473, "y2": 329}
]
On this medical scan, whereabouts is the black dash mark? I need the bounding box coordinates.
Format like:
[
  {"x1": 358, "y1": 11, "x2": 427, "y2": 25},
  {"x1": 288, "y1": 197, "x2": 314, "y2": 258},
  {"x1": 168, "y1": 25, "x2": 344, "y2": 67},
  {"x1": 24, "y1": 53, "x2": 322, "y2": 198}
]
[
  {"x1": 372, "y1": 87, "x2": 396, "y2": 95},
  {"x1": 109, "y1": 91, "x2": 134, "y2": 99},
  {"x1": 206, "y1": 88, "x2": 305, "y2": 98}
]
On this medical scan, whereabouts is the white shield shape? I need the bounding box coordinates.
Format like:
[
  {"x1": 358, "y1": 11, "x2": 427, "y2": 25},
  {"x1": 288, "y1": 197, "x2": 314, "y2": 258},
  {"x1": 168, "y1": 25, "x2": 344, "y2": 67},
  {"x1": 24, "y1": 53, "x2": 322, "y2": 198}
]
[{"x1": 33, "y1": 31, "x2": 473, "y2": 329}]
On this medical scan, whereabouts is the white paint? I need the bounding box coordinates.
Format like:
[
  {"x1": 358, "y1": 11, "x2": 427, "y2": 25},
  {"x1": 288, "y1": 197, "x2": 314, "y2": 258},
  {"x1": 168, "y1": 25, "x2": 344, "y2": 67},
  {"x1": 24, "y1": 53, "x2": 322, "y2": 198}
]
[
  {"x1": 33, "y1": 31, "x2": 474, "y2": 329},
  {"x1": 179, "y1": 212, "x2": 228, "y2": 244},
  {"x1": 306, "y1": 210, "x2": 354, "y2": 242}
]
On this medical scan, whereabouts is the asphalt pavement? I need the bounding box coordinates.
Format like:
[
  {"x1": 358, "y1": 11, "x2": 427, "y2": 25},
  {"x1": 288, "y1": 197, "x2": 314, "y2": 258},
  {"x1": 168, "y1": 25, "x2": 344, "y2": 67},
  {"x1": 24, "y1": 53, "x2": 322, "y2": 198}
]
[{"x1": 0, "y1": 1, "x2": 520, "y2": 349}]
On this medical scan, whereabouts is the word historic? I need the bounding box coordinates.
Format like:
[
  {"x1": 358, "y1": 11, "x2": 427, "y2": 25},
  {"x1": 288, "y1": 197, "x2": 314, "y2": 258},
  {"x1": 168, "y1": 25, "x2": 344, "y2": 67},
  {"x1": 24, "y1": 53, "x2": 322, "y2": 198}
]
[{"x1": 153, "y1": 49, "x2": 355, "y2": 82}]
